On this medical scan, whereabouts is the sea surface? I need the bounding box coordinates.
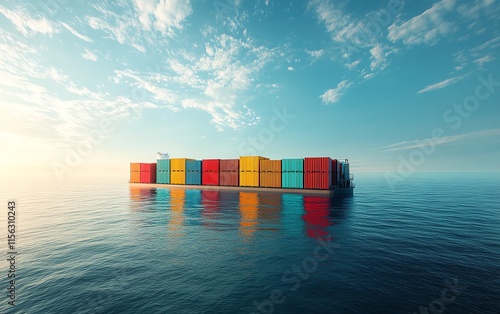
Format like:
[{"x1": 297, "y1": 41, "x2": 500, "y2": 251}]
[{"x1": 1, "y1": 173, "x2": 499, "y2": 314}]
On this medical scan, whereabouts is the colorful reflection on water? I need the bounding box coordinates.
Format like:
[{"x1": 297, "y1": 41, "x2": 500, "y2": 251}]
[{"x1": 130, "y1": 187, "x2": 349, "y2": 240}]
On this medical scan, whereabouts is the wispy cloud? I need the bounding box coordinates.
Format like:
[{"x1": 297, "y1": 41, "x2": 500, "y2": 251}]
[
  {"x1": 86, "y1": 3, "x2": 146, "y2": 52},
  {"x1": 457, "y1": 0, "x2": 499, "y2": 20},
  {"x1": 320, "y1": 80, "x2": 352, "y2": 104},
  {"x1": 0, "y1": 6, "x2": 57, "y2": 36},
  {"x1": 372, "y1": 128, "x2": 500, "y2": 152},
  {"x1": 81, "y1": 49, "x2": 98, "y2": 61},
  {"x1": 369, "y1": 45, "x2": 396, "y2": 71},
  {"x1": 61, "y1": 22, "x2": 93, "y2": 42},
  {"x1": 308, "y1": 0, "x2": 372, "y2": 47},
  {"x1": 113, "y1": 33, "x2": 276, "y2": 130},
  {"x1": 417, "y1": 74, "x2": 468, "y2": 94},
  {"x1": 307, "y1": 0, "x2": 399, "y2": 82},
  {"x1": 132, "y1": 0, "x2": 192, "y2": 35},
  {"x1": 388, "y1": 0, "x2": 498, "y2": 46},
  {"x1": 306, "y1": 49, "x2": 324, "y2": 59},
  {"x1": 287, "y1": 66, "x2": 295, "y2": 71},
  {"x1": 0, "y1": 27, "x2": 153, "y2": 149},
  {"x1": 345, "y1": 59, "x2": 361, "y2": 69},
  {"x1": 473, "y1": 55, "x2": 495, "y2": 67},
  {"x1": 388, "y1": 0, "x2": 457, "y2": 45}
]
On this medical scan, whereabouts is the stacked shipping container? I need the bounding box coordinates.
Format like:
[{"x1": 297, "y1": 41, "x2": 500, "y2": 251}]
[
  {"x1": 220, "y1": 159, "x2": 239, "y2": 186},
  {"x1": 140, "y1": 163, "x2": 156, "y2": 183},
  {"x1": 281, "y1": 159, "x2": 304, "y2": 189},
  {"x1": 156, "y1": 159, "x2": 170, "y2": 184},
  {"x1": 202, "y1": 159, "x2": 220, "y2": 186},
  {"x1": 185, "y1": 160, "x2": 202, "y2": 185},
  {"x1": 304, "y1": 157, "x2": 332, "y2": 190},
  {"x1": 240, "y1": 156, "x2": 269, "y2": 187},
  {"x1": 170, "y1": 158, "x2": 194, "y2": 185},
  {"x1": 259, "y1": 160, "x2": 282, "y2": 188},
  {"x1": 130, "y1": 156, "x2": 351, "y2": 191},
  {"x1": 130, "y1": 163, "x2": 141, "y2": 183}
]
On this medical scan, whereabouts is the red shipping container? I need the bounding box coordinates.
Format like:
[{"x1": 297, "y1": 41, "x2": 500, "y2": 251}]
[
  {"x1": 202, "y1": 159, "x2": 220, "y2": 172},
  {"x1": 304, "y1": 172, "x2": 331, "y2": 190},
  {"x1": 140, "y1": 163, "x2": 157, "y2": 183},
  {"x1": 303, "y1": 196, "x2": 331, "y2": 239},
  {"x1": 304, "y1": 157, "x2": 332, "y2": 173},
  {"x1": 202, "y1": 171, "x2": 220, "y2": 185},
  {"x1": 220, "y1": 171, "x2": 239, "y2": 186},
  {"x1": 304, "y1": 157, "x2": 332, "y2": 189},
  {"x1": 202, "y1": 159, "x2": 220, "y2": 185}
]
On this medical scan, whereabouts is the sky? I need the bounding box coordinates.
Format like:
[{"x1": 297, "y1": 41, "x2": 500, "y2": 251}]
[{"x1": 1, "y1": 0, "x2": 499, "y2": 183}]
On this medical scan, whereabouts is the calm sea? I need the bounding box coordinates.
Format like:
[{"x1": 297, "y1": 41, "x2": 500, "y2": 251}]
[{"x1": 1, "y1": 173, "x2": 499, "y2": 314}]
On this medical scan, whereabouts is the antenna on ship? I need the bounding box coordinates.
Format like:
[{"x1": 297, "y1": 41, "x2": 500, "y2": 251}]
[{"x1": 157, "y1": 152, "x2": 170, "y2": 160}]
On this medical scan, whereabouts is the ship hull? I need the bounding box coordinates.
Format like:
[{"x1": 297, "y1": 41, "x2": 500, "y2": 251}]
[{"x1": 129, "y1": 183, "x2": 354, "y2": 196}]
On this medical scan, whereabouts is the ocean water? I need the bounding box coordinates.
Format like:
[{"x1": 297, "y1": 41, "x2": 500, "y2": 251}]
[{"x1": 1, "y1": 173, "x2": 499, "y2": 314}]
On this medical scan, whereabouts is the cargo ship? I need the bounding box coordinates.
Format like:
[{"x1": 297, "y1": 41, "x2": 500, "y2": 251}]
[{"x1": 129, "y1": 154, "x2": 354, "y2": 195}]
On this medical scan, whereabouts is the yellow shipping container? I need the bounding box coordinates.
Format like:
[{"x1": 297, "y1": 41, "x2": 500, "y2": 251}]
[
  {"x1": 170, "y1": 158, "x2": 194, "y2": 185},
  {"x1": 240, "y1": 172, "x2": 260, "y2": 187},
  {"x1": 239, "y1": 156, "x2": 269, "y2": 172},
  {"x1": 130, "y1": 163, "x2": 141, "y2": 183}
]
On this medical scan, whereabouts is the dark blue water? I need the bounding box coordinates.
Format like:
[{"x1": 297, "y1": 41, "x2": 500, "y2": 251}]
[{"x1": 1, "y1": 173, "x2": 499, "y2": 313}]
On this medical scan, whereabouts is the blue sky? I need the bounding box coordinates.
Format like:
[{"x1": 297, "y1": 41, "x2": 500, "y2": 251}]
[{"x1": 1, "y1": 0, "x2": 499, "y2": 181}]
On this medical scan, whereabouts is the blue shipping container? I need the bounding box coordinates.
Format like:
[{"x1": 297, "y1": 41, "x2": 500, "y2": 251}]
[
  {"x1": 157, "y1": 159, "x2": 170, "y2": 184},
  {"x1": 185, "y1": 160, "x2": 202, "y2": 185},
  {"x1": 282, "y1": 158, "x2": 304, "y2": 189}
]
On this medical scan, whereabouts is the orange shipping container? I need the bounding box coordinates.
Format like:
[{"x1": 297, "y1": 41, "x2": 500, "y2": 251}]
[
  {"x1": 130, "y1": 163, "x2": 141, "y2": 183},
  {"x1": 259, "y1": 160, "x2": 282, "y2": 188}
]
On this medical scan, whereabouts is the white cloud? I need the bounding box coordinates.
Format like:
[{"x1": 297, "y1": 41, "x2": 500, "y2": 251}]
[
  {"x1": 470, "y1": 36, "x2": 500, "y2": 53},
  {"x1": 306, "y1": 49, "x2": 324, "y2": 59},
  {"x1": 388, "y1": 0, "x2": 457, "y2": 45},
  {"x1": 308, "y1": 0, "x2": 398, "y2": 76},
  {"x1": 61, "y1": 22, "x2": 93, "y2": 42},
  {"x1": 133, "y1": 0, "x2": 192, "y2": 35},
  {"x1": 369, "y1": 45, "x2": 395, "y2": 71},
  {"x1": 0, "y1": 29, "x2": 153, "y2": 150},
  {"x1": 345, "y1": 59, "x2": 361, "y2": 69},
  {"x1": 82, "y1": 49, "x2": 98, "y2": 62},
  {"x1": 320, "y1": 80, "x2": 352, "y2": 104},
  {"x1": 308, "y1": 0, "x2": 373, "y2": 47},
  {"x1": 113, "y1": 33, "x2": 275, "y2": 130},
  {"x1": 372, "y1": 128, "x2": 500, "y2": 152},
  {"x1": 86, "y1": 4, "x2": 147, "y2": 52},
  {"x1": 363, "y1": 73, "x2": 375, "y2": 80},
  {"x1": 473, "y1": 55, "x2": 494, "y2": 66},
  {"x1": 457, "y1": 0, "x2": 498, "y2": 19},
  {"x1": 417, "y1": 74, "x2": 467, "y2": 93},
  {"x1": 0, "y1": 6, "x2": 57, "y2": 36},
  {"x1": 287, "y1": 66, "x2": 295, "y2": 71}
]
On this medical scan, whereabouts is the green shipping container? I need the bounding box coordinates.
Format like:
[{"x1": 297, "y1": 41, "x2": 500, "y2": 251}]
[
  {"x1": 282, "y1": 158, "x2": 304, "y2": 189},
  {"x1": 156, "y1": 159, "x2": 170, "y2": 184}
]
